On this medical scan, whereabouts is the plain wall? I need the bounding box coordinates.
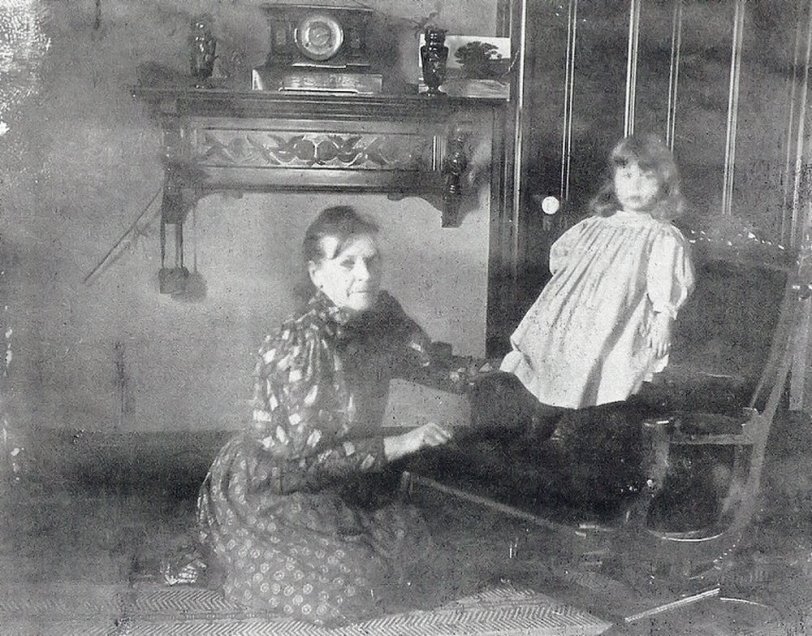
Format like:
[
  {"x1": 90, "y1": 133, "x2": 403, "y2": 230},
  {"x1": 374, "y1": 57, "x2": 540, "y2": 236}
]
[
  {"x1": 3, "y1": 0, "x2": 811, "y2": 441},
  {"x1": 1, "y1": 0, "x2": 498, "y2": 433}
]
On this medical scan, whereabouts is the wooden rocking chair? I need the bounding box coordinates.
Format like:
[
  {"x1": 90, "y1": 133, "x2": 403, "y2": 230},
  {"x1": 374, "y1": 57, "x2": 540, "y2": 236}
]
[
  {"x1": 394, "y1": 241, "x2": 806, "y2": 589},
  {"x1": 614, "y1": 245, "x2": 803, "y2": 582}
]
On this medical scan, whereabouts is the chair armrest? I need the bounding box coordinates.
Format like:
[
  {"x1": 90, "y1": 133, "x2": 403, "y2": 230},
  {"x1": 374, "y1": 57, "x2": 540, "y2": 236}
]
[
  {"x1": 643, "y1": 408, "x2": 757, "y2": 445},
  {"x1": 382, "y1": 378, "x2": 472, "y2": 430},
  {"x1": 624, "y1": 408, "x2": 758, "y2": 528},
  {"x1": 401, "y1": 355, "x2": 498, "y2": 394}
]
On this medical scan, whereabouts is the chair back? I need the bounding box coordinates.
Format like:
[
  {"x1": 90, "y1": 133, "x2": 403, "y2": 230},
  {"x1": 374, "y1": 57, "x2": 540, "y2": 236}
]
[{"x1": 654, "y1": 246, "x2": 794, "y2": 413}]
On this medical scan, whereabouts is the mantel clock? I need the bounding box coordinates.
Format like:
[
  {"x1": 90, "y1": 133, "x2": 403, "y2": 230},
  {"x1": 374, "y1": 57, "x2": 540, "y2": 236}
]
[{"x1": 256, "y1": 4, "x2": 382, "y2": 94}]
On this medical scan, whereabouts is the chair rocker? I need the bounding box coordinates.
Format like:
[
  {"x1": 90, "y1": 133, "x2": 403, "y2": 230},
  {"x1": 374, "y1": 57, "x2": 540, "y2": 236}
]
[{"x1": 616, "y1": 246, "x2": 803, "y2": 582}]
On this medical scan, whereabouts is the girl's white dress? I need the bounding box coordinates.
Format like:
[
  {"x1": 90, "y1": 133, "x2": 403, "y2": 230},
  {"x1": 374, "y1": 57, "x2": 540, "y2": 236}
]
[{"x1": 500, "y1": 210, "x2": 695, "y2": 409}]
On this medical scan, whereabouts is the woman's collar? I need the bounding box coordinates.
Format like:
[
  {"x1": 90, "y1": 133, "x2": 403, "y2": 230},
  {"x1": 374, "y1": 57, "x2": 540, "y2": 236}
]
[
  {"x1": 309, "y1": 290, "x2": 392, "y2": 338},
  {"x1": 309, "y1": 290, "x2": 354, "y2": 329}
]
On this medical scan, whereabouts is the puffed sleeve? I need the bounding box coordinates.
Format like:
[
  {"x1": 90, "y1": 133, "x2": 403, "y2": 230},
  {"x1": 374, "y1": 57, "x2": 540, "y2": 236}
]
[
  {"x1": 549, "y1": 219, "x2": 587, "y2": 274},
  {"x1": 647, "y1": 227, "x2": 696, "y2": 318},
  {"x1": 249, "y1": 323, "x2": 387, "y2": 493}
]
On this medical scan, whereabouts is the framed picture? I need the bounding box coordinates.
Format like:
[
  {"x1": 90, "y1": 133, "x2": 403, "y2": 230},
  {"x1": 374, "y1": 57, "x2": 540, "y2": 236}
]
[{"x1": 419, "y1": 34, "x2": 511, "y2": 99}]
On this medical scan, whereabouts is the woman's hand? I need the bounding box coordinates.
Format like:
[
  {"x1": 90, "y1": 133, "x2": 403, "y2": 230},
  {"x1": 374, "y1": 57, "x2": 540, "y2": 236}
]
[
  {"x1": 384, "y1": 422, "x2": 453, "y2": 462},
  {"x1": 648, "y1": 312, "x2": 674, "y2": 358}
]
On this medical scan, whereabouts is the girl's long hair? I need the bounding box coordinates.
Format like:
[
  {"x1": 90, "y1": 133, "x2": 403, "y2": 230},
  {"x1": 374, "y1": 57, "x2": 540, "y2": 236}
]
[{"x1": 589, "y1": 133, "x2": 687, "y2": 221}]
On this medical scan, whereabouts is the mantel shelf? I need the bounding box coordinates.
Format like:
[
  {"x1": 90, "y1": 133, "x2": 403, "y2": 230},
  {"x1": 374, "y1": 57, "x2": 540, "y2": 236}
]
[
  {"x1": 132, "y1": 86, "x2": 508, "y2": 119},
  {"x1": 132, "y1": 84, "x2": 508, "y2": 292},
  {"x1": 133, "y1": 86, "x2": 506, "y2": 223}
]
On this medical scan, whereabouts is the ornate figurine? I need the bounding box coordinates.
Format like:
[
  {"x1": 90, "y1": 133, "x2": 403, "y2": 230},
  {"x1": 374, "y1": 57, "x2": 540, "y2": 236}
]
[
  {"x1": 190, "y1": 15, "x2": 217, "y2": 88},
  {"x1": 420, "y1": 27, "x2": 449, "y2": 96},
  {"x1": 441, "y1": 124, "x2": 470, "y2": 227}
]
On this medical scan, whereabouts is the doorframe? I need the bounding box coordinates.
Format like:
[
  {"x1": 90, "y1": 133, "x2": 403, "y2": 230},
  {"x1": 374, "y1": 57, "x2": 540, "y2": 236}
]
[
  {"x1": 485, "y1": 0, "x2": 525, "y2": 356},
  {"x1": 788, "y1": 0, "x2": 812, "y2": 411}
]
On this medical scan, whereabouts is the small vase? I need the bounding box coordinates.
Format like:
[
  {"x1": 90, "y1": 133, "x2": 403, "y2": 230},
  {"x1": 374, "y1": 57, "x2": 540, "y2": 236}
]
[
  {"x1": 420, "y1": 27, "x2": 448, "y2": 97},
  {"x1": 190, "y1": 16, "x2": 217, "y2": 88}
]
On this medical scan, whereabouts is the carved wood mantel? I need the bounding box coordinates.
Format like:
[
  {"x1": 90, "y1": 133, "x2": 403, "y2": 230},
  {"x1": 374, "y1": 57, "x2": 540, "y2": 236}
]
[
  {"x1": 132, "y1": 86, "x2": 506, "y2": 219},
  {"x1": 132, "y1": 87, "x2": 512, "y2": 352},
  {"x1": 132, "y1": 85, "x2": 506, "y2": 257}
]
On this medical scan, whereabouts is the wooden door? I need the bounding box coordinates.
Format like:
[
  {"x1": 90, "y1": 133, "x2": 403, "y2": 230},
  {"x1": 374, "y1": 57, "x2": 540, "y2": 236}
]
[
  {"x1": 511, "y1": 0, "x2": 631, "y2": 330},
  {"x1": 496, "y1": 0, "x2": 809, "y2": 412}
]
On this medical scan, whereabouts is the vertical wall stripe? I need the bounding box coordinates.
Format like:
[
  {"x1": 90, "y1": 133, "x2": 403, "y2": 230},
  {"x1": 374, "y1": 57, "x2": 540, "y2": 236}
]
[
  {"x1": 510, "y1": 0, "x2": 528, "y2": 283},
  {"x1": 559, "y1": 0, "x2": 578, "y2": 202},
  {"x1": 624, "y1": 0, "x2": 642, "y2": 137},
  {"x1": 721, "y1": 0, "x2": 746, "y2": 217},
  {"x1": 791, "y1": 0, "x2": 812, "y2": 246},
  {"x1": 666, "y1": 0, "x2": 683, "y2": 150},
  {"x1": 781, "y1": 12, "x2": 804, "y2": 246}
]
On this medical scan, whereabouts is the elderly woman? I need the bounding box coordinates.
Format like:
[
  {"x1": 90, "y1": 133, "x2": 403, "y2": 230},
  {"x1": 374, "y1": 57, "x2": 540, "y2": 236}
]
[{"x1": 196, "y1": 206, "x2": 453, "y2": 625}]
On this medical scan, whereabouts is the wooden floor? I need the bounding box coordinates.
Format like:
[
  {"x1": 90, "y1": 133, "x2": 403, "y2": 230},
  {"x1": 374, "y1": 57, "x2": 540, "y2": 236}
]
[{"x1": 1, "y1": 411, "x2": 811, "y2": 634}]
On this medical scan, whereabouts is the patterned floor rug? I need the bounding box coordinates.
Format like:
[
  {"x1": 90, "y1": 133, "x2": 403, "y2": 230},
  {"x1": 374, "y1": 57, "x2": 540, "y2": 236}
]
[
  {"x1": 128, "y1": 583, "x2": 612, "y2": 636},
  {"x1": 0, "y1": 582, "x2": 612, "y2": 636}
]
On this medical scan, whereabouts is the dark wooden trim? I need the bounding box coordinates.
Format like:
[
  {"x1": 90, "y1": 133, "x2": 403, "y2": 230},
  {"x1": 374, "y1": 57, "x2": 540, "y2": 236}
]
[
  {"x1": 133, "y1": 87, "x2": 507, "y2": 121},
  {"x1": 133, "y1": 86, "x2": 511, "y2": 303},
  {"x1": 487, "y1": 96, "x2": 516, "y2": 356},
  {"x1": 133, "y1": 86, "x2": 507, "y2": 220},
  {"x1": 485, "y1": 0, "x2": 523, "y2": 357}
]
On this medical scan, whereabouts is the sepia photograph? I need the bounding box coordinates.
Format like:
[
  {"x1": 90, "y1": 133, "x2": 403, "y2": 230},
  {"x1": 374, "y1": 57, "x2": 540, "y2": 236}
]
[
  {"x1": 418, "y1": 33, "x2": 511, "y2": 97},
  {"x1": 0, "y1": 0, "x2": 811, "y2": 634}
]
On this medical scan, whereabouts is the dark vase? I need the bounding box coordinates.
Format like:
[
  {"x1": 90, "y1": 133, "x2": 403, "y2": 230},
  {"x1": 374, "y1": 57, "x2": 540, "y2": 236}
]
[
  {"x1": 190, "y1": 17, "x2": 217, "y2": 88},
  {"x1": 420, "y1": 27, "x2": 449, "y2": 96}
]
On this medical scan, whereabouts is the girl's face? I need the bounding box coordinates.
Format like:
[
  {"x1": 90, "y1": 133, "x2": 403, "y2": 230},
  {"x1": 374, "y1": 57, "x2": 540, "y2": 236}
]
[
  {"x1": 614, "y1": 161, "x2": 662, "y2": 213},
  {"x1": 309, "y1": 233, "x2": 382, "y2": 314}
]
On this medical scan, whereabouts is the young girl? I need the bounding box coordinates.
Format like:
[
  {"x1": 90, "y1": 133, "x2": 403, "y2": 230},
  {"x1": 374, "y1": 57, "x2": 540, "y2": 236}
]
[{"x1": 500, "y1": 133, "x2": 696, "y2": 409}]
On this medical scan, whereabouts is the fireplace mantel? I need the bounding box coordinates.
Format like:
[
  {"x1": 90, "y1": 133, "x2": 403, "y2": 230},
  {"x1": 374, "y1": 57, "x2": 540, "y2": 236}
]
[
  {"x1": 132, "y1": 87, "x2": 513, "y2": 353},
  {"x1": 132, "y1": 87, "x2": 507, "y2": 227}
]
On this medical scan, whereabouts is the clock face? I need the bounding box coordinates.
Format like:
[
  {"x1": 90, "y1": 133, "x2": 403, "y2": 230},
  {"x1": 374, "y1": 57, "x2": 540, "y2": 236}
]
[{"x1": 294, "y1": 13, "x2": 344, "y2": 62}]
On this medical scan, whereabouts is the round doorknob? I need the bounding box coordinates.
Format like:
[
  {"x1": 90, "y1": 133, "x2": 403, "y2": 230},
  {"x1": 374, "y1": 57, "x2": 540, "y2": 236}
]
[{"x1": 540, "y1": 196, "x2": 560, "y2": 215}]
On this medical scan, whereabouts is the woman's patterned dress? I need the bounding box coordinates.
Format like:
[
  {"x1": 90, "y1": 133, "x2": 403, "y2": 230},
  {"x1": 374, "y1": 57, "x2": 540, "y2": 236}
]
[{"x1": 197, "y1": 291, "x2": 435, "y2": 625}]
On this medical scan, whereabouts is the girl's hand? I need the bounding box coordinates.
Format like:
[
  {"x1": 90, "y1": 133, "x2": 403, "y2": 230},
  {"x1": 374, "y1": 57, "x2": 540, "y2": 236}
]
[
  {"x1": 384, "y1": 422, "x2": 453, "y2": 461},
  {"x1": 648, "y1": 312, "x2": 674, "y2": 358}
]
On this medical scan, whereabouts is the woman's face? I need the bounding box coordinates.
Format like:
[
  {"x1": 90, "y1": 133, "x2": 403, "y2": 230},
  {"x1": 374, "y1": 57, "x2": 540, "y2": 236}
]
[
  {"x1": 614, "y1": 161, "x2": 662, "y2": 213},
  {"x1": 309, "y1": 233, "x2": 382, "y2": 314}
]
